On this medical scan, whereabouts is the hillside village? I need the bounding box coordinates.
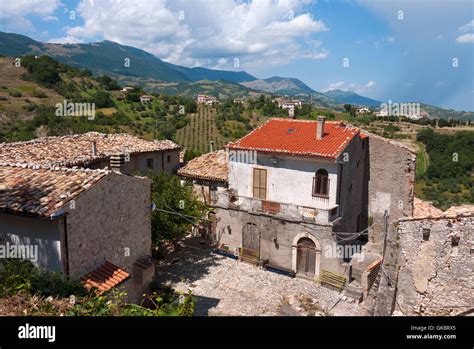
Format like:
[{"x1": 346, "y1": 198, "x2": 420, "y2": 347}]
[{"x1": 0, "y1": 54, "x2": 472, "y2": 317}]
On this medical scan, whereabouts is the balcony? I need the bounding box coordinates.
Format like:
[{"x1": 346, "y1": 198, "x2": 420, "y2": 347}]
[{"x1": 213, "y1": 190, "x2": 339, "y2": 225}]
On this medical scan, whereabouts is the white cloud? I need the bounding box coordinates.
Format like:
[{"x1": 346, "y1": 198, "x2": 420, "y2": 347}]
[
  {"x1": 384, "y1": 36, "x2": 395, "y2": 43},
  {"x1": 456, "y1": 33, "x2": 474, "y2": 44},
  {"x1": 458, "y1": 19, "x2": 474, "y2": 32},
  {"x1": 47, "y1": 36, "x2": 83, "y2": 44},
  {"x1": 64, "y1": 0, "x2": 329, "y2": 70},
  {"x1": 0, "y1": 0, "x2": 59, "y2": 31},
  {"x1": 324, "y1": 80, "x2": 376, "y2": 93},
  {"x1": 456, "y1": 19, "x2": 474, "y2": 43},
  {"x1": 324, "y1": 81, "x2": 346, "y2": 91}
]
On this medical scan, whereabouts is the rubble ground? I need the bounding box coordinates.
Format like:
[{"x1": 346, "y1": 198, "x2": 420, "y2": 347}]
[{"x1": 154, "y1": 238, "x2": 367, "y2": 316}]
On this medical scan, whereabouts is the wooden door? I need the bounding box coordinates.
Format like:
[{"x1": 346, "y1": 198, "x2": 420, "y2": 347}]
[
  {"x1": 242, "y1": 224, "x2": 260, "y2": 251},
  {"x1": 297, "y1": 238, "x2": 316, "y2": 276}
]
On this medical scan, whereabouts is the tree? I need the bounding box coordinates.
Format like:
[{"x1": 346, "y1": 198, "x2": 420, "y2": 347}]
[
  {"x1": 92, "y1": 91, "x2": 114, "y2": 108},
  {"x1": 344, "y1": 104, "x2": 356, "y2": 117},
  {"x1": 22, "y1": 55, "x2": 61, "y2": 87},
  {"x1": 149, "y1": 172, "x2": 207, "y2": 245}
]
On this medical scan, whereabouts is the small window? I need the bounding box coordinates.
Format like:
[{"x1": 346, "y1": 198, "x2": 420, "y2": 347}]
[
  {"x1": 313, "y1": 169, "x2": 329, "y2": 197},
  {"x1": 167, "y1": 155, "x2": 171, "y2": 163},
  {"x1": 146, "y1": 158, "x2": 154, "y2": 169},
  {"x1": 253, "y1": 168, "x2": 267, "y2": 200}
]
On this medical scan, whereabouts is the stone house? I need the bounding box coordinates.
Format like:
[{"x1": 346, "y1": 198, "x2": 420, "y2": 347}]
[
  {"x1": 0, "y1": 132, "x2": 181, "y2": 176},
  {"x1": 0, "y1": 162, "x2": 154, "y2": 301},
  {"x1": 179, "y1": 117, "x2": 370, "y2": 286},
  {"x1": 178, "y1": 150, "x2": 228, "y2": 205}
]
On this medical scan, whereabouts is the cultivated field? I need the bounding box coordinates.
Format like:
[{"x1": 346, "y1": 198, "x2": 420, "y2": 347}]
[{"x1": 176, "y1": 106, "x2": 227, "y2": 153}]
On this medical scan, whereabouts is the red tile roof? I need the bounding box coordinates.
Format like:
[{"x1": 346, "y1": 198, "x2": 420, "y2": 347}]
[
  {"x1": 227, "y1": 118, "x2": 360, "y2": 159},
  {"x1": 81, "y1": 261, "x2": 130, "y2": 294}
]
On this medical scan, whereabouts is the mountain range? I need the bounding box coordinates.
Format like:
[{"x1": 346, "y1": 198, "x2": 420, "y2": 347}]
[
  {"x1": 0, "y1": 31, "x2": 472, "y2": 119},
  {"x1": 0, "y1": 31, "x2": 373, "y2": 103},
  {"x1": 0, "y1": 32, "x2": 257, "y2": 84}
]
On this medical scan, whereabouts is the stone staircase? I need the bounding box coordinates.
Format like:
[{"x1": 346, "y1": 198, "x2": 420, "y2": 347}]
[{"x1": 344, "y1": 281, "x2": 364, "y2": 302}]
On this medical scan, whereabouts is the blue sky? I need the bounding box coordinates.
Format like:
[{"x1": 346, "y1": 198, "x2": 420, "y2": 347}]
[{"x1": 1, "y1": 0, "x2": 473, "y2": 111}]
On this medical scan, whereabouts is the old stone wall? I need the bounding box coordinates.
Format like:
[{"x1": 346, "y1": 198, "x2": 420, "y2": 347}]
[
  {"x1": 63, "y1": 173, "x2": 152, "y2": 283},
  {"x1": 87, "y1": 149, "x2": 181, "y2": 175},
  {"x1": 367, "y1": 135, "x2": 416, "y2": 244},
  {"x1": 394, "y1": 216, "x2": 473, "y2": 316},
  {"x1": 214, "y1": 207, "x2": 349, "y2": 278},
  {"x1": 335, "y1": 133, "x2": 368, "y2": 235}
]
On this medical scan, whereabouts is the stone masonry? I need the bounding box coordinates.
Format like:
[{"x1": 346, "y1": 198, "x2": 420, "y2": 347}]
[{"x1": 394, "y1": 216, "x2": 473, "y2": 316}]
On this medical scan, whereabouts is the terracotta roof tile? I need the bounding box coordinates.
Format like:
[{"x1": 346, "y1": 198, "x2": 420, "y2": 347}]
[
  {"x1": 226, "y1": 118, "x2": 360, "y2": 159},
  {"x1": 414, "y1": 197, "x2": 474, "y2": 218},
  {"x1": 0, "y1": 163, "x2": 109, "y2": 218},
  {"x1": 0, "y1": 132, "x2": 180, "y2": 167},
  {"x1": 81, "y1": 261, "x2": 130, "y2": 294},
  {"x1": 178, "y1": 150, "x2": 228, "y2": 182}
]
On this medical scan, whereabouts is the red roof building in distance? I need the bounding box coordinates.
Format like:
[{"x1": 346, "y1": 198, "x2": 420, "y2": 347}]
[{"x1": 226, "y1": 118, "x2": 361, "y2": 159}]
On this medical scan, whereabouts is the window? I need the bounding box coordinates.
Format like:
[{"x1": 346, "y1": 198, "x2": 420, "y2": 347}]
[
  {"x1": 313, "y1": 169, "x2": 329, "y2": 197},
  {"x1": 253, "y1": 168, "x2": 267, "y2": 200},
  {"x1": 167, "y1": 155, "x2": 171, "y2": 163},
  {"x1": 146, "y1": 158, "x2": 154, "y2": 170}
]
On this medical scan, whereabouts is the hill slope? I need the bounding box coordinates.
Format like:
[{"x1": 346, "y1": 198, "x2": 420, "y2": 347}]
[
  {"x1": 0, "y1": 31, "x2": 257, "y2": 84},
  {"x1": 242, "y1": 76, "x2": 315, "y2": 95},
  {"x1": 324, "y1": 89, "x2": 381, "y2": 107}
]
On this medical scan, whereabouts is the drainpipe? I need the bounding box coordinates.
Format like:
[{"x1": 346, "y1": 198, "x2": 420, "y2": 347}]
[{"x1": 62, "y1": 216, "x2": 70, "y2": 279}]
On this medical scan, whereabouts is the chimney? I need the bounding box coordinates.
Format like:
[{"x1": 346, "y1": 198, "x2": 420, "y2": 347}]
[
  {"x1": 91, "y1": 141, "x2": 97, "y2": 157},
  {"x1": 210, "y1": 141, "x2": 214, "y2": 152},
  {"x1": 110, "y1": 153, "x2": 125, "y2": 173},
  {"x1": 316, "y1": 116, "x2": 325, "y2": 140}
]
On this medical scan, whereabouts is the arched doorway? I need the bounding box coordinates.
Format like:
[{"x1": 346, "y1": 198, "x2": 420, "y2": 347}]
[
  {"x1": 292, "y1": 233, "x2": 321, "y2": 279},
  {"x1": 296, "y1": 238, "x2": 316, "y2": 277}
]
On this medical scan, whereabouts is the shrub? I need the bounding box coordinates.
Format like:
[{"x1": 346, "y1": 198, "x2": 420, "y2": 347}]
[
  {"x1": 0, "y1": 259, "x2": 87, "y2": 298},
  {"x1": 9, "y1": 90, "x2": 22, "y2": 97},
  {"x1": 32, "y1": 88, "x2": 47, "y2": 98}
]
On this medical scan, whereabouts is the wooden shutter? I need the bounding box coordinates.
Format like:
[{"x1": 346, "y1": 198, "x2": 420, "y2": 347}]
[{"x1": 253, "y1": 168, "x2": 267, "y2": 200}]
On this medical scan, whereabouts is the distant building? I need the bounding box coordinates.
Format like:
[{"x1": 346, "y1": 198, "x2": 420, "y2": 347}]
[
  {"x1": 233, "y1": 98, "x2": 245, "y2": 105},
  {"x1": 273, "y1": 97, "x2": 302, "y2": 109},
  {"x1": 357, "y1": 107, "x2": 371, "y2": 114},
  {"x1": 196, "y1": 94, "x2": 217, "y2": 105},
  {"x1": 374, "y1": 109, "x2": 389, "y2": 117},
  {"x1": 140, "y1": 95, "x2": 152, "y2": 103},
  {"x1": 288, "y1": 106, "x2": 295, "y2": 118},
  {"x1": 121, "y1": 86, "x2": 134, "y2": 93}
]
